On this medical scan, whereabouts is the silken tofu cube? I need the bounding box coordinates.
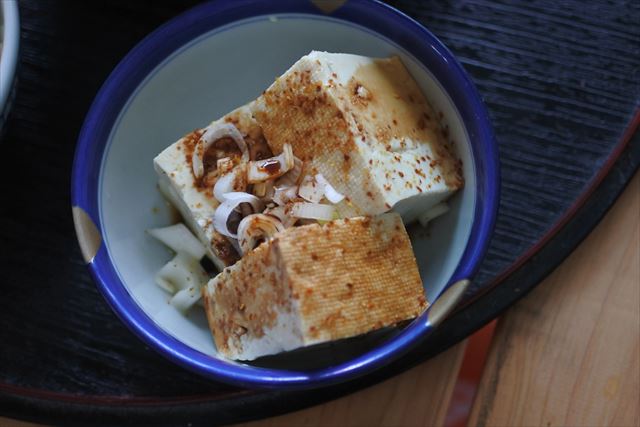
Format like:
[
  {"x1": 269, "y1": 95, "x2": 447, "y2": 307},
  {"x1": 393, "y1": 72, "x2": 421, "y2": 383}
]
[
  {"x1": 203, "y1": 213, "x2": 428, "y2": 360},
  {"x1": 252, "y1": 51, "x2": 464, "y2": 223}
]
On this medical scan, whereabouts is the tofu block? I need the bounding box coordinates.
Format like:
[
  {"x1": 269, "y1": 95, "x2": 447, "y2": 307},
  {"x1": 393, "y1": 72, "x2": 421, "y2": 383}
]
[
  {"x1": 203, "y1": 212, "x2": 428, "y2": 360},
  {"x1": 252, "y1": 51, "x2": 464, "y2": 223},
  {"x1": 154, "y1": 103, "x2": 270, "y2": 269}
]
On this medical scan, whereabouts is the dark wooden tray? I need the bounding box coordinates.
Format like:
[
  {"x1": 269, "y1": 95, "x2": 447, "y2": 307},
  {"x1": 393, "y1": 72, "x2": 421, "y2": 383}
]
[{"x1": 0, "y1": 0, "x2": 638, "y2": 425}]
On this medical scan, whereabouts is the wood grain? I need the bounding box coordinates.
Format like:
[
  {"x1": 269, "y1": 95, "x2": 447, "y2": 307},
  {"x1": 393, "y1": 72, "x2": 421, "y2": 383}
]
[
  {"x1": 237, "y1": 341, "x2": 466, "y2": 427},
  {"x1": 469, "y1": 172, "x2": 640, "y2": 427}
]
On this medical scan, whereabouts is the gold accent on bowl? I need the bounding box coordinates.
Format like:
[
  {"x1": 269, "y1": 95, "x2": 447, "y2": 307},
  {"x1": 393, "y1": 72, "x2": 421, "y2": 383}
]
[
  {"x1": 310, "y1": 0, "x2": 347, "y2": 14},
  {"x1": 427, "y1": 279, "x2": 470, "y2": 327},
  {"x1": 72, "y1": 206, "x2": 102, "y2": 263}
]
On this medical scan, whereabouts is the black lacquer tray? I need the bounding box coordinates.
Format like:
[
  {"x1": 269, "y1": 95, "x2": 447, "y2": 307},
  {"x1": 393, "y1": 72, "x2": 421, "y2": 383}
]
[{"x1": 0, "y1": 0, "x2": 638, "y2": 425}]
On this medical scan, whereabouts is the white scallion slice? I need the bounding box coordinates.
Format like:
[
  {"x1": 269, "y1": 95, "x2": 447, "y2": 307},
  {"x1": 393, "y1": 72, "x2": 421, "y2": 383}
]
[
  {"x1": 272, "y1": 185, "x2": 298, "y2": 206},
  {"x1": 192, "y1": 123, "x2": 248, "y2": 178},
  {"x1": 222, "y1": 192, "x2": 264, "y2": 206},
  {"x1": 264, "y1": 205, "x2": 298, "y2": 228},
  {"x1": 315, "y1": 173, "x2": 345, "y2": 204},
  {"x1": 290, "y1": 202, "x2": 335, "y2": 221},
  {"x1": 213, "y1": 172, "x2": 236, "y2": 203},
  {"x1": 213, "y1": 165, "x2": 248, "y2": 203},
  {"x1": 237, "y1": 214, "x2": 285, "y2": 254},
  {"x1": 298, "y1": 175, "x2": 324, "y2": 203},
  {"x1": 263, "y1": 180, "x2": 276, "y2": 201},
  {"x1": 247, "y1": 143, "x2": 294, "y2": 183},
  {"x1": 275, "y1": 157, "x2": 303, "y2": 187},
  {"x1": 147, "y1": 223, "x2": 206, "y2": 260},
  {"x1": 155, "y1": 252, "x2": 209, "y2": 294},
  {"x1": 418, "y1": 202, "x2": 450, "y2": 227},
  {"x1": 213, "y1": 192, "x2": 264, "y2": 238},
  {"x1": 253, "y1": 179, "x2": 275, "y2": 201}
]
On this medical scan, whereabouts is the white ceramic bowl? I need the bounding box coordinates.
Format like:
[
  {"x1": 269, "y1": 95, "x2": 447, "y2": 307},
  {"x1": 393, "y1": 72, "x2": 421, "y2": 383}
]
[{"x1": 72, "y1": 0, "x2": 498, "y2": 388}]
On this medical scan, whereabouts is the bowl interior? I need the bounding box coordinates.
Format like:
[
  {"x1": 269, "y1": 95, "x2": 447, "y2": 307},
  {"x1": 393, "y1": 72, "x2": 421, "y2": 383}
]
[{"x1": 99, "y1": 15, "x2": 475, "y2": 365}]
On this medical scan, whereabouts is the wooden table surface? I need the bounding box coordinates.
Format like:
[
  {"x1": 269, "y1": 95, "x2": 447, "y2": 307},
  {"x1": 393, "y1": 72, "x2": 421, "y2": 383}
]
[{"x1": 2, "y1": 172, "x2": 638, "y2": 426}]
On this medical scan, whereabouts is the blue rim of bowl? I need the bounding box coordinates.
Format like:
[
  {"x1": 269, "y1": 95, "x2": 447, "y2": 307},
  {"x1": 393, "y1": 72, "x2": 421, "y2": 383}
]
[{"x1": 71, "y1": 0, "x2": 499, "y2": 389}]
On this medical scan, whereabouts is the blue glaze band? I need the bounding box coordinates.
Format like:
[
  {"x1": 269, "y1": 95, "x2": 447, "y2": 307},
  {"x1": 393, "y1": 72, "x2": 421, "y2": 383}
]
[{"x1": 71, "y1": 0, "x2": 499, "y2": 389}]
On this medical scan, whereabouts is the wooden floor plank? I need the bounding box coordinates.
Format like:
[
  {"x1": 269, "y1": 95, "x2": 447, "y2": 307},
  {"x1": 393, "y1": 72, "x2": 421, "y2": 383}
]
[
  {"x1": 238, "y1": 341, "x2": 467, "y2": 427},
  {"x1": 469, "y1": 172, "x2": 640, "y2": 427}
]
